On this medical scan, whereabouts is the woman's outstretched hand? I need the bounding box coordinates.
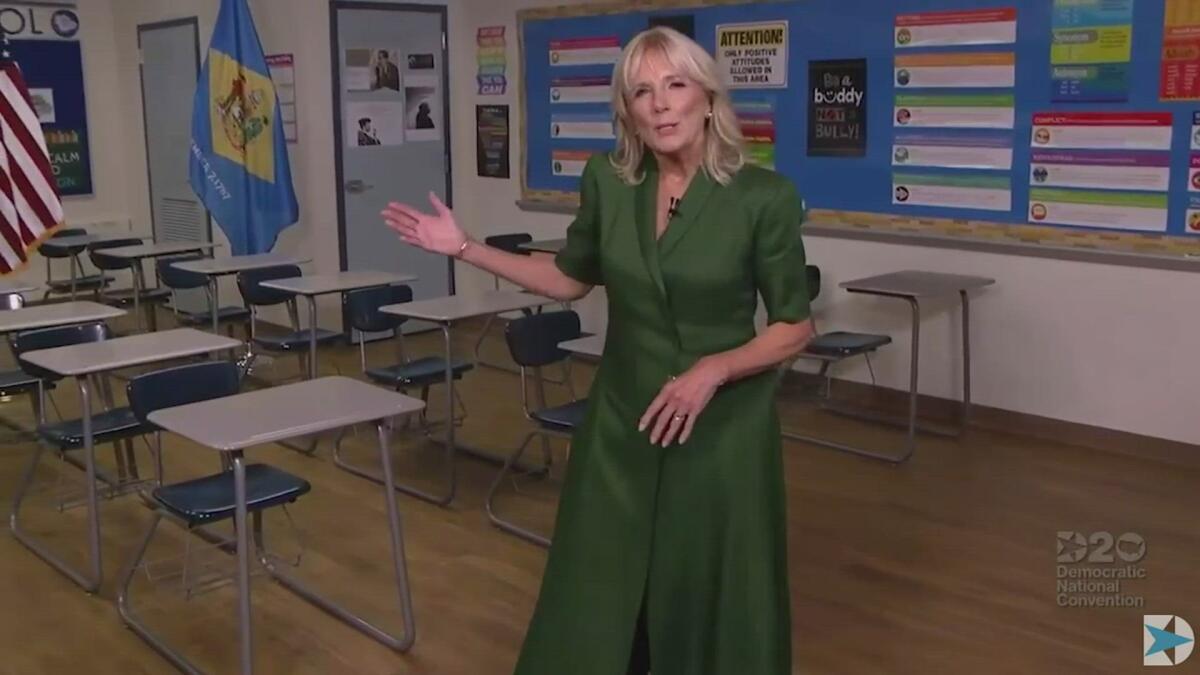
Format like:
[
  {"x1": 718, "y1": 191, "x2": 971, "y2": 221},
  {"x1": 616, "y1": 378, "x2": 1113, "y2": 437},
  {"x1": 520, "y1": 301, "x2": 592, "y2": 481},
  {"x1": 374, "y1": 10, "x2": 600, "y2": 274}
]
[{"x1": 382, "y1": 192, "x2": 467, "y2": 256}]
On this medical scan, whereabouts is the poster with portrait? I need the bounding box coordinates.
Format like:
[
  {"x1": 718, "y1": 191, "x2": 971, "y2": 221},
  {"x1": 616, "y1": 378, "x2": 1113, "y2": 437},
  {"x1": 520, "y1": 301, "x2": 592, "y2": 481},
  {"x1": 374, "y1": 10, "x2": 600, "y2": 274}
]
[
  {"x1": 345, "y1": 47, "x2": 402, "y2": 92},
  {"x1": 345, "y1": 101, "x2": 405, "y2": 147},
  {"x1": 404, "y1": 75, "x2": 441, "y2": 141}
]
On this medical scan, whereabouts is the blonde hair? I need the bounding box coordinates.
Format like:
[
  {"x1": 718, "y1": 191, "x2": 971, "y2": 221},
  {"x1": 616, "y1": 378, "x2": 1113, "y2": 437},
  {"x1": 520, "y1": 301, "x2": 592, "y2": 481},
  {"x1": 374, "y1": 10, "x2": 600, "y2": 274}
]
[{"x1": 610, "y1": 27, "x2": 745, "y2": 186}]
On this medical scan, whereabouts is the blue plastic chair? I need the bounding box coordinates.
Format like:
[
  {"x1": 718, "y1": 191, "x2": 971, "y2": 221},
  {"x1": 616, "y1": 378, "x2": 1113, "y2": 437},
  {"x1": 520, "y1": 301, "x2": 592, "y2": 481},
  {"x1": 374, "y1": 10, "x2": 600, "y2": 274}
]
[
  {"x1": 237, "y1": 264, "x2": 340, "y2": 379},
  {"x1": 485, "y1": 309, "x2": 588, "y2": 547},
  {"x1": 157, "y1": 254, "x2": 250, "y2": 334},
  {"x1": 118, "y1": 360, "x2": 310, "y2": 672}
]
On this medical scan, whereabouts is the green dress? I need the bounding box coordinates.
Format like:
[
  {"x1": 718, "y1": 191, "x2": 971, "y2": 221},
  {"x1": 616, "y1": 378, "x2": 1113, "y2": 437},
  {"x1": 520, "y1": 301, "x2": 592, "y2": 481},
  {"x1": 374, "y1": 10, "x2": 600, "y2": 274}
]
[{"x1": 514, "y1": 151, "x2": 811, "y2": 675}]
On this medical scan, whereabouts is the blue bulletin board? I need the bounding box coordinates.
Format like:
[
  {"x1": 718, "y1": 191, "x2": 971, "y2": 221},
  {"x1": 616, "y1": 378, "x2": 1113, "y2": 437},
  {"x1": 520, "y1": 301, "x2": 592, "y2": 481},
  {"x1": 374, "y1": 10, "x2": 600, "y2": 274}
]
[
  {"x1": 518, "y1": 0, "x2": 1200, "y2": 251},
  {"x1": 9, "y1": 5, "x2": 93, "y2": 197}
]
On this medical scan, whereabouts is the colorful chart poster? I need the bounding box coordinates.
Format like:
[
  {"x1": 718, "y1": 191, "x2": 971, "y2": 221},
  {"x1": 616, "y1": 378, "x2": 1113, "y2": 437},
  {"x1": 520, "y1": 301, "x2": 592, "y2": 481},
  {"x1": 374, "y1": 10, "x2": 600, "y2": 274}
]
[
  {"x1": 1050, "y1": 0, "x2": 1132, "y2": 102},
  {"x1": 808, "y1": 59, "x2": 866, "y2": 157},
  {"x1": 894, "y1": 8, "x2": 1016, "y2": 48},
  {"x1": 551, "y1": 149, "x2": 590, "y2": 177},
  {"x1": 550, "y1": 113, "x2": 614, "y2": 139},
  {"x1": 892, "y1": 133, "x2": 1012, "y2": 170},
  {"x1": 1186, "y1": 195, "x2": 1200, "y2": 233},
  {"x1": 894, "y1": 94, "x2": 1014, "y2": 129},
  {"x1": 736, "y1": 101, "x2": 776, "y2": 168},
  {"x1": 715, "y1": 21, "x2": 788, "y2": 88},
  {"x1": 549, "y1": 36, "x2": 620, "y2": 66},
  {"x1": 1161, "y1": 0, "x2": 1200, "y2": 100},
  {"x1": 550, "y1": 76, "x2": 611, "y2": 104},
  {"x1": 1030, "y1": 112, "x2": 1173, "y2": 150},
  {"x1": 1192, "y1": 111, "x2": 1200, "y2": 148},
  {"x1": 892, "y1": 173, "x2": 1011, "y2": 211},
  {"x1": 476, "y1": 105, "x2": 510, "y2": 178},
  {"x1": 894, "y1": 52, "x2": 1015, "y2": 88},
  {"x1": 266, "y1": 54, "x2": 297, "y2": 143},
  {"x1": 1028, "y1": 188, "x2": 1167, "y2": 231},
  {"x1": 478, "y1": 26, "x2": 507, "y2": 95},
  {"x1": 1029, "y1": 151, "x2": 1170, "y2": 191}
]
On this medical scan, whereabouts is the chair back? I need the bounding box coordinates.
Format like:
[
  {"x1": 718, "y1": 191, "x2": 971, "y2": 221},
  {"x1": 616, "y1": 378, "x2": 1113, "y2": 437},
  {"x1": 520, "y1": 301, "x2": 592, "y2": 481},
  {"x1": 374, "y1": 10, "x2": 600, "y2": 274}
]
[
  {"x1": 343, "y1": 284, "x2": 412, "y2": 334},
  {"x1": 41, "y1": 228, "x2": 90, "y2": 258},
  {"x1": 127, "y1": 360, "x2": 241, "y2": 426},
  {"x1": 505, "y1": 309, "x2": 581, "y2": 368},
  {"x1": 157, "y1": 254, "x2": 209, "y2": 290},
  {"x1": 236, "y1": 264, "x2": 301, "y2": 307},
  {"x1": 87, "y1": 237, "x2": 143, "y2": 271},
  {"x1": 12, "y1": 322, "x2": 110, "y2": 381},
  {"x1": 806, "y1": 265, "x2": 821, "y2": 303},
  {"x1": 485, "y1": 233, "x2": 533, "y2": 256}
]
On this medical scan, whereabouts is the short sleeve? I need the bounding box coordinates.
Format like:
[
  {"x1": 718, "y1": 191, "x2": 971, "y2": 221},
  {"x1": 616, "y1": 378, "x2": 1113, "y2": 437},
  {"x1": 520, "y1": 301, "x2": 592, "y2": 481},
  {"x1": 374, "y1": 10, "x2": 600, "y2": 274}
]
[
  {"x1": 754, "y1": 180, "x2": 811, "y2": 324},
  {"x1": 553, "y1": 156, "x2": 604, "y2": 286}
]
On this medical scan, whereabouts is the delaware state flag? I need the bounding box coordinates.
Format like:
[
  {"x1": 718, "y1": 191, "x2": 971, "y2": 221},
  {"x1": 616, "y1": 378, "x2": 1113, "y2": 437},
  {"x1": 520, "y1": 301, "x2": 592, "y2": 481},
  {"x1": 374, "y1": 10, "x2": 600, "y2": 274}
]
[{"x1": 189, "y1": 0, "x2": 297, "y2": 255}]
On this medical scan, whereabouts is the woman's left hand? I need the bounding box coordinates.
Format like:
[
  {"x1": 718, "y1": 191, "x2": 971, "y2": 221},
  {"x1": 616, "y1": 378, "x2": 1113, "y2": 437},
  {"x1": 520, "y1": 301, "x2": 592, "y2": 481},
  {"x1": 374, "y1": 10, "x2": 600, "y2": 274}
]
[{"x1": 638, "y1": 357, "x2": 729, "y2": 447}]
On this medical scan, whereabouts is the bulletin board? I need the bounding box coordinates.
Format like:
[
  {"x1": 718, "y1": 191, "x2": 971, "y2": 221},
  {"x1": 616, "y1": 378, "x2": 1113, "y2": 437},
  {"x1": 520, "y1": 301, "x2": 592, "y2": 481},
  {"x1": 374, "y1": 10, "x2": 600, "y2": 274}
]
[
  {"x1": 10, "y1": 4, "x2": 93, "y2": 197},
  {"x1": 517, "y1": 0, "x2": 1200, "y2": 262}
]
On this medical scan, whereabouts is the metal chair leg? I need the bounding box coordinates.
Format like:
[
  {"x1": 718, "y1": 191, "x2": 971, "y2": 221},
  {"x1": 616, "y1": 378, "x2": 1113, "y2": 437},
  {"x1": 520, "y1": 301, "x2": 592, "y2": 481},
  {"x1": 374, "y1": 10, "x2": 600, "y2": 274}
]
[{"x1": 485, "y1": 429, "x2": 552, "y2": 547}]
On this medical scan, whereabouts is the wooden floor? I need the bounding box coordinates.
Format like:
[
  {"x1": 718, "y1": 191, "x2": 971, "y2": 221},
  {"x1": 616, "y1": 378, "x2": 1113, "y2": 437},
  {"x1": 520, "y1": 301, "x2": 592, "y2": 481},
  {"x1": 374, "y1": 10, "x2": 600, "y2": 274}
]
[{"x1": 0, "y1": 310, "x2": 1197, "y2": 674}]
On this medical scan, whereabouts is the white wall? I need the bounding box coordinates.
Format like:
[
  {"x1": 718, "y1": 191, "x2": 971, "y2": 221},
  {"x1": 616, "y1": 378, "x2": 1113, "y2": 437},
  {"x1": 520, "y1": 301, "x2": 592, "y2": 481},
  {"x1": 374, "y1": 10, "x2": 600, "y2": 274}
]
[{"x1": 87, "y1": 0, "x2": 1199, "y2": 445}]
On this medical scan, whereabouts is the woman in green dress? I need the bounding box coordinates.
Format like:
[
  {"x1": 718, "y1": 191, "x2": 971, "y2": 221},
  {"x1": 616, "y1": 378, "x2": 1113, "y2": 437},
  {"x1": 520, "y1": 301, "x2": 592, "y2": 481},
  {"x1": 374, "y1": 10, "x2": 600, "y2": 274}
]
[{"x1": 383, "y1": 26, "x2": 813, "y2": 675}]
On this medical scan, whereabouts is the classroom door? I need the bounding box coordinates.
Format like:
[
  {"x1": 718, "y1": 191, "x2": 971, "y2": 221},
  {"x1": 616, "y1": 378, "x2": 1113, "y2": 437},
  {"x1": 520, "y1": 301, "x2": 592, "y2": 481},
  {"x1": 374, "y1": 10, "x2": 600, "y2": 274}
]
[
  {"x1": 138, "y1": 17, "x2": 210, "y2": 312},
  {"x1": 331, "y1": 2, "x2": 452, "y2": 331}
]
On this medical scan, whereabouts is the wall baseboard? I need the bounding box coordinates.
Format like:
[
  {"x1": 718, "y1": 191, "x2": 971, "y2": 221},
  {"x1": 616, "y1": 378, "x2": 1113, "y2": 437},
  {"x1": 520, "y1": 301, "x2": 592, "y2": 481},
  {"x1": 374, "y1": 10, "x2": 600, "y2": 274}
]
[{"x1": 779, "y1": 371, "x2": 1200, "y2": 470}]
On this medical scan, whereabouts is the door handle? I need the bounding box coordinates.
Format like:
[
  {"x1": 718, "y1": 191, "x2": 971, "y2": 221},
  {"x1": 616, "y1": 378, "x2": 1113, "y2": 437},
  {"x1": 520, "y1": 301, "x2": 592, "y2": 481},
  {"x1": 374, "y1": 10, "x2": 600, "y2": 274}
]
[{"x1": 344, "y1": 179, "x2": 374, "y2": 194}]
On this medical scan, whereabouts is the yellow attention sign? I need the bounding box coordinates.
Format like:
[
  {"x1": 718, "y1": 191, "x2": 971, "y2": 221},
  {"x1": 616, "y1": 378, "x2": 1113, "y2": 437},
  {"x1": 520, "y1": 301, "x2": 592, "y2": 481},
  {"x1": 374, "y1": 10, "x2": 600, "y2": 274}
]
[
  {"x1": 715, "y1": 21, "x2": 788, "y2": 89},
  {"x1": 209, "y1": 49, "x2": 276, "y2": 183}
]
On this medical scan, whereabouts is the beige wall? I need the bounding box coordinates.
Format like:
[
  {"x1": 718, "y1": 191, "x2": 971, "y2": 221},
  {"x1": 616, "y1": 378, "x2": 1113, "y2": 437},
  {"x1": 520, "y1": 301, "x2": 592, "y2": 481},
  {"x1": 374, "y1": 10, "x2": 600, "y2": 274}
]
[{"x1": 74, "y1": 0, "x2": 1200, "y2": 445}]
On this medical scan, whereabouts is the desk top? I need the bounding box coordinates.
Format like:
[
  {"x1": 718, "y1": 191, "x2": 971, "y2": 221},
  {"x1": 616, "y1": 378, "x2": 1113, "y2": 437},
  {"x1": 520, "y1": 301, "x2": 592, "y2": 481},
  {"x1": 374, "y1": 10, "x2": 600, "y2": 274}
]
[
  {"x1": 101, "y1": 241, "x2": 216, "y2": 259},
  {"x1": 840, "y1": 271, "x2": 995, "y2": 298},
  {"x1": 380, "y1": 289, "x2": 554, "y2": 322},
  {"x1": 149, "y1": 376, "x2": 425, "y2": 451},
  {"x1": 559, "y1": 333, "x2": 604, "y2": 358},
  {"x1": 173, "y1": 252, "x2": 310, "y2": 275},
  {"x1": 0, "y1": 301, "x2": 124, "y2": 333},
  {"x1": 261, "y1": 270, "x2": 417, "y2": 296},
  {"x1": 20, "y1": 327, "x2": 241, "y2": 376},
  {"x1": 520, "y1": 238, "x2": 567, "y2": 254}
]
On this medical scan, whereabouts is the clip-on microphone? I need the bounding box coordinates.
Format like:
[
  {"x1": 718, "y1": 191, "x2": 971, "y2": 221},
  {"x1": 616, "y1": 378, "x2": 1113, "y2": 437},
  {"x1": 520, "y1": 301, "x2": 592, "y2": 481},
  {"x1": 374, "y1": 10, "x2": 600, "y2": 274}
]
[{"x1": 668, "y1": 196, "x2": 682, "y2": 219}]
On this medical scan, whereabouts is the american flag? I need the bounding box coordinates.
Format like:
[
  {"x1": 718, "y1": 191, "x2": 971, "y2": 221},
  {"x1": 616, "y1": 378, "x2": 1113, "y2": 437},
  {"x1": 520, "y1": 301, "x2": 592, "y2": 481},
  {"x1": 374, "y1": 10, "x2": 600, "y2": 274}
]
[{"x1": 0, "y1": 34, "x2": 63, "y2": 275}]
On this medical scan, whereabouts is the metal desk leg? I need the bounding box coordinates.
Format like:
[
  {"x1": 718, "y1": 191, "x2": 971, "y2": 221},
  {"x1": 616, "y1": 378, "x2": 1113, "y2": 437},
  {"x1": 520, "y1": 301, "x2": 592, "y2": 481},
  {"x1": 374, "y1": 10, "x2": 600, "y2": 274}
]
[
  {"x1": 210, "y1": 275, "x2": 220, "y2": 334},
  {"x1": 306, "y1": 295, "x2": 318, "y2": 380},
  {"x1": 782, "y1": 298, "x2": 921, "y2": 464},
  {"x1": 366, "y1": 322, "x2": 457, "y2": 506},
  {"x1": 279, "y1": 296, "x2": 322, "y2": 455},
  {"x1": 960, "y1": 289, "x2": 972, "y2": 431},
  {"x1": 233, "y1": 454, "x2": 254, "y2": 675},
  {"x1": 257, "y1": 422, "x2": 417, "y2": 651},
  {"x1": 9, "y1": 375, "x2": 103, "y2": 592},
  {"x1": 69, "y1": 252, "x2": 79, "y2": 299},
  {"x1": 132, "y1": 260, "x2": 143, "y2": 333}
]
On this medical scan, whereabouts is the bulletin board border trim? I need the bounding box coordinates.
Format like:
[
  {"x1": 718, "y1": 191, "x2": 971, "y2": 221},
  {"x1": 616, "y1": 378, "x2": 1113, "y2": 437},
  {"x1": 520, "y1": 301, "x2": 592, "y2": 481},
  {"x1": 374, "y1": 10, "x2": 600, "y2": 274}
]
[{"x1": 515, "y1": 198, "x2": 1200, "y2": 270}]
